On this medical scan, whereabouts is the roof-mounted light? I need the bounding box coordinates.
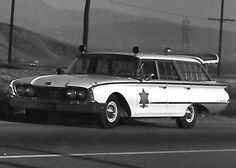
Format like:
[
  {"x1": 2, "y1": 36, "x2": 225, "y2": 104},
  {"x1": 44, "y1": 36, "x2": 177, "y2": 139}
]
[
  {"x1": 79, "y1": 45, "x2": 87, "y2": 54},
  {"x1": 165, "y1": 47, "x2": 171, "y2": 55},
  {"x1": 132, "y1": 46, "x2": 140, "y2": 55}
]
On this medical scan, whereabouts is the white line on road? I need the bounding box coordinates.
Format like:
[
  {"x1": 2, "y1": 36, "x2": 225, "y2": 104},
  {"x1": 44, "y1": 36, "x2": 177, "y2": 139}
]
[{"x1": 1, "y1": 149, "x2": 236, "y2": 159}]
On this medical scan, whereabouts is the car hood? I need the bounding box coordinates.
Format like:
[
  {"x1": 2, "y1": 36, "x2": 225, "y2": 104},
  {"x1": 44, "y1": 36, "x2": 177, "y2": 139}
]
[{"x1": 14, "y1": 74, "x2": 138, "y2": 88}]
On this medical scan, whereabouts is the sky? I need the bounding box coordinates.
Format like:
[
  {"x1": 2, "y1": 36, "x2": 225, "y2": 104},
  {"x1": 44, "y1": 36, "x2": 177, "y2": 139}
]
[{"x1": 41, "y1": 0, "x2": 236, "y2": 32}]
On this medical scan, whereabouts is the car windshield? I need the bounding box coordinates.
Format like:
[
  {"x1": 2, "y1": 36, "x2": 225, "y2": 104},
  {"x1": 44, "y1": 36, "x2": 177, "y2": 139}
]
[{"x1": 66, "y1": 54, "x2": 139, "y2": 77}]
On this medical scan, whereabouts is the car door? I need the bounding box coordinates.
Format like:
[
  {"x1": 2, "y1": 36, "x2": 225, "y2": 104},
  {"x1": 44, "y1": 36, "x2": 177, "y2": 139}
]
[
  {"x1": 157, "y1": 60, "x2": 190, "y2": 116},
  {"x1": 135, "y1": 60, "x2": 168, "y2": 117}
]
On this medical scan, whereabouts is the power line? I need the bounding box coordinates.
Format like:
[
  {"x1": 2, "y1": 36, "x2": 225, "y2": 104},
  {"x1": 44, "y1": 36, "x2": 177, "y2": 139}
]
[{"x1": 105, "y1": 0, "x2": 208, "y2": 20}]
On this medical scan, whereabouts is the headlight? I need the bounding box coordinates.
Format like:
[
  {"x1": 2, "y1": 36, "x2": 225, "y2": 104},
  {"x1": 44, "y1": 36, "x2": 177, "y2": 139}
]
[
  {"x1": 77, "y1": 89, "x2": 87, "y2": 100},
  {"x1": 66, "y1": 89, "x2": 77, "y2": 99},
  {"x1": 15, "y1": 85, "x2": 36, "y2": 97},
  {"x1": 16, "y1": 85, "x2": 25, "y2": 96},
  {"x1": 66, "y1": 88, "x2": 87, "y2": 100},
  {"x1": 25, "y1": 86, "x2": 36, "y2": 97}
]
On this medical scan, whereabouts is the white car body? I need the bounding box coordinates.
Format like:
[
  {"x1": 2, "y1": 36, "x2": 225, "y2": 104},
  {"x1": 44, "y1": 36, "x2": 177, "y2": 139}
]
[{"x1": 9, "y1": 51, "x2": 230, "y2": 128}]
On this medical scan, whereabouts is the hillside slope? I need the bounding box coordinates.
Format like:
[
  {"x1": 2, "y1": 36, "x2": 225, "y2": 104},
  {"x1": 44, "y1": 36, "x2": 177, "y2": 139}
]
[{"x1": 0, "y1": 23, "x2": 77, "y2": 66}]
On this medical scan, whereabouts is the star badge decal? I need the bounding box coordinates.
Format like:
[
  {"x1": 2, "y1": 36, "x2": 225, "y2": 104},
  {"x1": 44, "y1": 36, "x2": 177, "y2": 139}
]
[{"x1": 139, "y1": 88, "x2": 149, "y2": 108}]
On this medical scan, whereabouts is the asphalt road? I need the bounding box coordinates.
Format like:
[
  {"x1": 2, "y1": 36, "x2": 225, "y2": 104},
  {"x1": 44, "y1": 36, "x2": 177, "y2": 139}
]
[{"x1": 0, "y1": 116, "x2": 236, "y2": 168}]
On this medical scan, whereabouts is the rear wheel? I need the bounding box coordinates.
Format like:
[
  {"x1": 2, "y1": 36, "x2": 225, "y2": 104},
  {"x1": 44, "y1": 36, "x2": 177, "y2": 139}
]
[
  {"x1": 100, "y1": 96, "x2": 120, "y2": 128},
  {"x1": 176, "y1": 105, "x2": 197, "y2": 128}
]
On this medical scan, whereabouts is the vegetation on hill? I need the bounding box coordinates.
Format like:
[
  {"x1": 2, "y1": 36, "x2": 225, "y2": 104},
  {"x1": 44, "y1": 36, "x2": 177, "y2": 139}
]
[{"x1": 0, "y1": 23, "x2": 77, "y2": 66}]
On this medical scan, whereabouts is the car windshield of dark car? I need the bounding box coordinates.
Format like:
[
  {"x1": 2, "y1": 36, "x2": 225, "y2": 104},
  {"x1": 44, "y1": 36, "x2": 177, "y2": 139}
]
[{"x1": 66, "y1": 54, "x2": 138, "y2": 77}]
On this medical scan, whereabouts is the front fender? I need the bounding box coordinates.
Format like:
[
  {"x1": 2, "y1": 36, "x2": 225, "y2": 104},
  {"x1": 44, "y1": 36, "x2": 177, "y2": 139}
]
[{"x1": 92, "y1": 84, "x2": 138, "y2": 116}]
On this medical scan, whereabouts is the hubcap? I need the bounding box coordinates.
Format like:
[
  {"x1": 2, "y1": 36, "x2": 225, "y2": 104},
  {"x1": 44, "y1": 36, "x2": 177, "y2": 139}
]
[
  {"x1": 106, "y1": 101, "x2": 118, "y2": 123},
  {"x1": 185, "y1": 106, "x2": 195, "y2": 123}
]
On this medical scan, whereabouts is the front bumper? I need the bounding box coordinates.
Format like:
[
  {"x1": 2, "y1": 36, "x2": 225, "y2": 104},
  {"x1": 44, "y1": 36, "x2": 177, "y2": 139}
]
[{"x1": 9, "y1": 97, "x2": 106, "y2": 114}]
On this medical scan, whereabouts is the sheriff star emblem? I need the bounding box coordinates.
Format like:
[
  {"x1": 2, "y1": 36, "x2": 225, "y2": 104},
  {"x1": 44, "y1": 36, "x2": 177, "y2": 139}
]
[{"x1": 139, "y1": 89, "x2": 149, "y2": 108}]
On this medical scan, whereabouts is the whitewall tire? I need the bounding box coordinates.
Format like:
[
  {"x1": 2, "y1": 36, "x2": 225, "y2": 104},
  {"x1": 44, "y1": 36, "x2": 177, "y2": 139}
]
[
  {"x1": 100, "y1": 96, "x2": 120, "y2": 128},
  {"x1": 176, "y1": 105, "x2": 197, "y2": 129}
]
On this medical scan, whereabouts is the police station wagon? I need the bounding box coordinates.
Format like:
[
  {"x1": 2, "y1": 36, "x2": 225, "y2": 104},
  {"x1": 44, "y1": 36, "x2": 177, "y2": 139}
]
[{"x1": 9, "y1": 46, "x2": 230, "y2": 128}]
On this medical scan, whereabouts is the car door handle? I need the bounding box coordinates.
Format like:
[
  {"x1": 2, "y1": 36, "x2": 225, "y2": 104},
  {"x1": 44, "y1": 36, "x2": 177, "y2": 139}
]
[
  {"x1": 184, "y1": 87, "x2": 191, "y2": 90},
  {"x1": 159, "y1": 86, "x2": 167, "y2": 89}
]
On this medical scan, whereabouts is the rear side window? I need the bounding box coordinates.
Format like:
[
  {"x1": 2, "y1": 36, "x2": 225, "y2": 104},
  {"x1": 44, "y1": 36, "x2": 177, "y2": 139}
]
[
  {"x1": 176, "y1": 61, "x2": 210, "y2": 81},
  {"x1": 157, "y1": 61, "x2": 180, "y2": 80}
]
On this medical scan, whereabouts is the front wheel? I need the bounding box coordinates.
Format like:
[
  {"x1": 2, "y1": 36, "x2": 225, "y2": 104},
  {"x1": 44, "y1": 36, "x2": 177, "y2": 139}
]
[
  {"x1": 100, "y1": 96, "x2": 120, "y2": 128},
  {"x1": 176, "y1": 105, "x2": 197, "y2": 129}
]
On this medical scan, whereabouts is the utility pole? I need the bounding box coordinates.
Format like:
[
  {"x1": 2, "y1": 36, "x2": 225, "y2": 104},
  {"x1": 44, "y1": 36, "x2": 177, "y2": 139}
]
[
  {"x1": 8, "y1": 0, "x2": 15, "y2": 64},
  {"x1": 180, "y1": 17, "x2": 190, "y2": 52},
  {"x1": 83, "y1": 0, "x2": 91, "y2": 51},
  {"x1": 208, "y1": 0, "x2": 235, "y2": 76}
]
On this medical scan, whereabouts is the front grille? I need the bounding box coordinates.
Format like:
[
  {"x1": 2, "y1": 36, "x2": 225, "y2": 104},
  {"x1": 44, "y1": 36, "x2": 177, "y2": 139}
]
[{"x1": 34, "y1": 87, "x2": 67, "y2": 100}]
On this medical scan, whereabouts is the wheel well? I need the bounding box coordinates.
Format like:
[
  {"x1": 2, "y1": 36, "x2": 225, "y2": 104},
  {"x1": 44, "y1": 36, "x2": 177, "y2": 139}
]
[
  {"x1": 192, "y1": 104, "x2": 210, "y2": 115},
  {"x1": 108, "y1": 93, "x2": 131, "y2": 117}
]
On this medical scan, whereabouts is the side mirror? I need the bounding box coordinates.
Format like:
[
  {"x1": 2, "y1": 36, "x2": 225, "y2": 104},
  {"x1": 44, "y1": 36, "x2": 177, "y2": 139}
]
[{"x1": 56, "y1": 68, "x2": 64, "y2": 75}]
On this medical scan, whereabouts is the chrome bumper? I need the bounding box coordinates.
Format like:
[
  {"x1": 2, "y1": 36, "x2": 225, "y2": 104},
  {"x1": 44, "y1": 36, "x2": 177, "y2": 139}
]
[{"x1": 9, "y1": 97, "x2": 106, "y2": 114}]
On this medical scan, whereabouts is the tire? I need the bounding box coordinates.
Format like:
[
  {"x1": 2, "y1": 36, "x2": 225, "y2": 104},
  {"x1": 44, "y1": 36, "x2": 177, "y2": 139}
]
[
  {"x1": 176, "y1": 105, "x2": 197, "y2": 129},
  {"x1": 100, "y1": 96, "x2": 120, "y2": 128}
]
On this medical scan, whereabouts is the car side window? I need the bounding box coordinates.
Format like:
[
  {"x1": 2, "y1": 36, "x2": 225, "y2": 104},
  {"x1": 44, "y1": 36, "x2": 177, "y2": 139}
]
[
  {"x1": 141, "y1": 60, "x2": 158, "y2": 80},
  {"x1": 176, "y1": 61, "x2": 210, "y2": 81},
  {"x1": 157, "y1": 61, "x2": 180, "y2": 80}
]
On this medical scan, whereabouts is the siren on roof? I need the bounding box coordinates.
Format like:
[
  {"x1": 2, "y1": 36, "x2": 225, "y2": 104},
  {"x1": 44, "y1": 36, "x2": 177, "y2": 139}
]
[
  {"x1": 132, "y1": 46, "x2": 140, "y2": 55},
  {"x1": 79, "y1": 45, "x2": 87, "y2": 54},
  {"x1": 165, "y1": 47, "x2": 171, "y2": 55}
]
